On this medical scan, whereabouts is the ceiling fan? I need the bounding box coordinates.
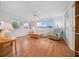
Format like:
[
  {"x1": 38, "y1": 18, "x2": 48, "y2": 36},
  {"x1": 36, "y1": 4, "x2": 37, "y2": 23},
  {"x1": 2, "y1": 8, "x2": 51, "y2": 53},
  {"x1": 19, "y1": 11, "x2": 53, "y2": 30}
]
[{"x1": 33, "y1": 11, "x2": 41, "y2": 19}]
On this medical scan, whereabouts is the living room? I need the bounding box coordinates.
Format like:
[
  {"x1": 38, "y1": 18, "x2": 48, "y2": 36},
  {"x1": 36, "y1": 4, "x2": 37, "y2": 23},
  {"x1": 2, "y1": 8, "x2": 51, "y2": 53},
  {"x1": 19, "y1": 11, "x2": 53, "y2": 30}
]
[{"x1": 0, "y1": 1, "x2": 75, "y2": 57}]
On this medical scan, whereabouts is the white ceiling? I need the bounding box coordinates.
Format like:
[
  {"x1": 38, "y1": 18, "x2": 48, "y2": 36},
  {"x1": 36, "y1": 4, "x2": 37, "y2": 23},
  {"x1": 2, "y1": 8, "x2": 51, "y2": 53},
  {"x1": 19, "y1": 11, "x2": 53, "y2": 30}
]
[{"x1": 0, "y1": 1, "x2": 71, "y2": 20}]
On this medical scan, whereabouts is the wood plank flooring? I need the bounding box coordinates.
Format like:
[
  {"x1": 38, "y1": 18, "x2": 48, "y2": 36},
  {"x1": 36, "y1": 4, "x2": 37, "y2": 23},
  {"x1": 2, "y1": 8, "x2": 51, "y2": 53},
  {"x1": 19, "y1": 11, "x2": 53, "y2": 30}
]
[{"x1": 7, "y1": 36, "x2": 74, "y2": 57}]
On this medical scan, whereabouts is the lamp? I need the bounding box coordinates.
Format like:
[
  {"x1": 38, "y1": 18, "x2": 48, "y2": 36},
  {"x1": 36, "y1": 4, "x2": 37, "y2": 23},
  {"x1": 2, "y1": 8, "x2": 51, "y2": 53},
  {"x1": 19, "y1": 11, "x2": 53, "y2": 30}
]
[
  {"x1": 0, "y1": 22, "x2": 14, "y2": 38},
  {"x1": 55, "y1": 23, "x2": 60, "y2": 28},
  {"x1": 1, "y1": 22, "x2": 14, "y2": 30}
]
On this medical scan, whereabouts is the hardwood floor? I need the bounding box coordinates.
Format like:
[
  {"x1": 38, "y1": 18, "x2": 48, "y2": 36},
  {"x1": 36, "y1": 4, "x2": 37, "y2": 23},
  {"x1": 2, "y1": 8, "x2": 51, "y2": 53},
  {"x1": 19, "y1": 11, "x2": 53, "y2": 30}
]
[{"x1": 7, "y1": 36, "x2": 74, "y2": 57}]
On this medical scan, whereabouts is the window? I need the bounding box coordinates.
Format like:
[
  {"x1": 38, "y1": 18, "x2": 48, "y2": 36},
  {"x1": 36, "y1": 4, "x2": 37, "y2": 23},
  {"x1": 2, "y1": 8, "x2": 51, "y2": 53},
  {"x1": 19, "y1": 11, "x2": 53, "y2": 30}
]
[
  {"x1": 11, "y1": 16, "x2": 20, "y2": 29},
  {"x1": 23, "y1": 23, "x2": 29, "y2": 28},
  {"x1": 37, "y1": 18, "x2": 54, "y2": 28},
  {"x1": 12, "y1": 21, "x2": 20, "y2": 29}
]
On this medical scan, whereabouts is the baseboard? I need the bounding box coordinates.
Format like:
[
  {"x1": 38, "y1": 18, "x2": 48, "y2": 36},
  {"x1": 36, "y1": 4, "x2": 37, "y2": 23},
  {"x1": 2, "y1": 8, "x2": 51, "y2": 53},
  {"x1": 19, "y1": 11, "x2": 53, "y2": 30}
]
[{"x1": 63, "y1": 37, "x2": 74, "y2": 51}]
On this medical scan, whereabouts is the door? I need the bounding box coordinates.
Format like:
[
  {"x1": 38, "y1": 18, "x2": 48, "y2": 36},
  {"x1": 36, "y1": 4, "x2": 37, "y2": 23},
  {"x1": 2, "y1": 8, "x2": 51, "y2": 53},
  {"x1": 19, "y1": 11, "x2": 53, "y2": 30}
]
[{"x1": 75, "y1": 1, "x2": 79, "y2": 56}]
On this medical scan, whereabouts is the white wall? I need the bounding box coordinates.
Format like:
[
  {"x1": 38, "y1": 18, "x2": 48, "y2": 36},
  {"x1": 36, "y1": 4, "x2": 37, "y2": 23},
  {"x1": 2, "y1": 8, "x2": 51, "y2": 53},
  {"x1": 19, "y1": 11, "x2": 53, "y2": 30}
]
[
  {"x1": 64, "y1": 2, "x2": 75, "y2": 51},
  {"x1": 53, "y1": 15, "x2": 64, "y2": 29}
]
